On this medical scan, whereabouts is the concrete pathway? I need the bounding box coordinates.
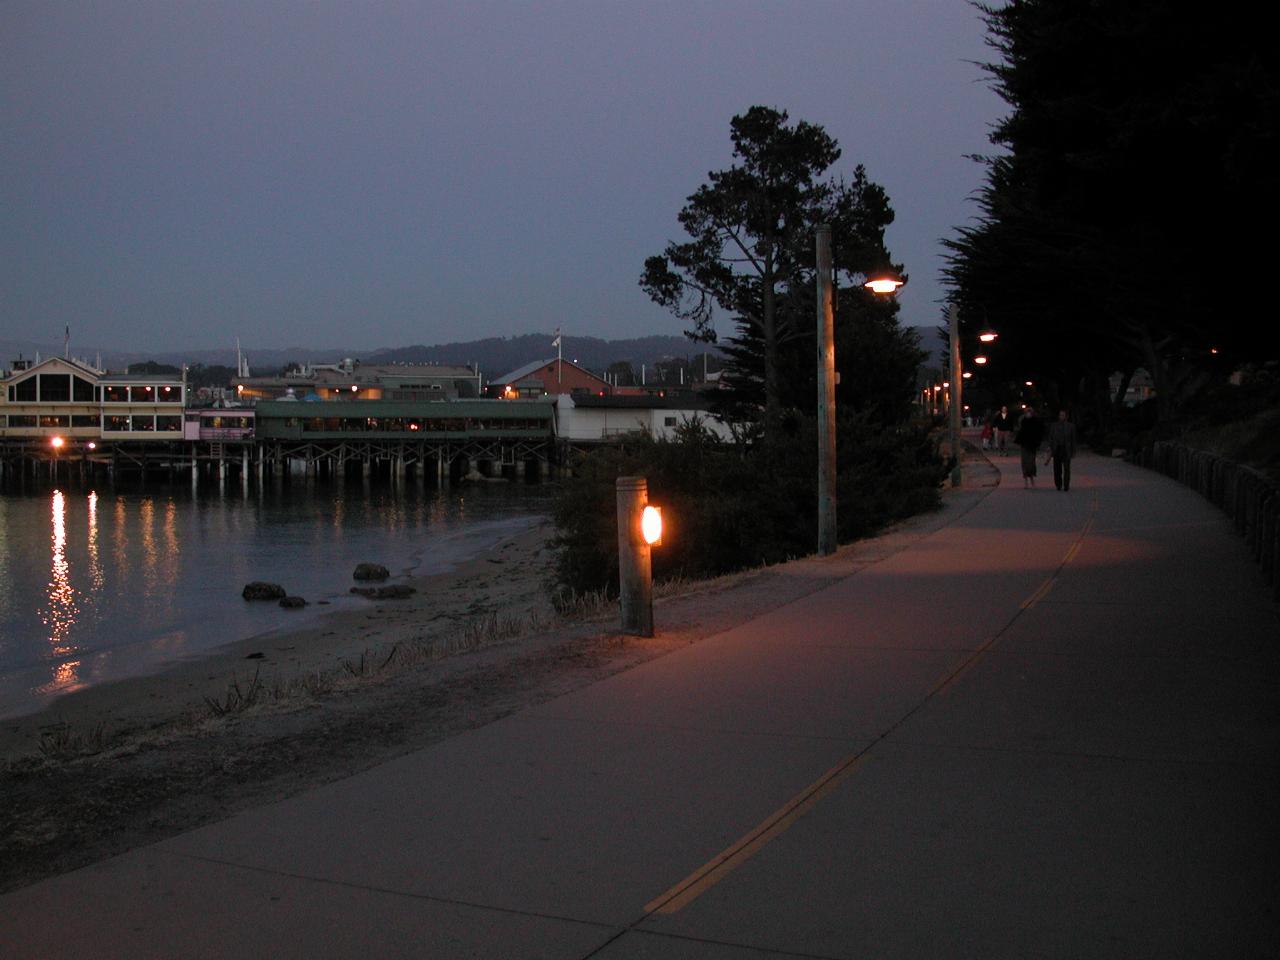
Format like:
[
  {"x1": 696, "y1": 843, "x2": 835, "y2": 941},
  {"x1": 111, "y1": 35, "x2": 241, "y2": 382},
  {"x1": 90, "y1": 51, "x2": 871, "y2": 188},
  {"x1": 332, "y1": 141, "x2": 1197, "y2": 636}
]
[{"x1": 3, "y1": 453, "x2": 1277, "y2": 959}]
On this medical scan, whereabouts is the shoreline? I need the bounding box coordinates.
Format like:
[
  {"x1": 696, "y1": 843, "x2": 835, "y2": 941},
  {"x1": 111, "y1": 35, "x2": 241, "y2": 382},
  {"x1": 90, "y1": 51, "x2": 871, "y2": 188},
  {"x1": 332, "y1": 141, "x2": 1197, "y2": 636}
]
[{"x1": 0, "y1": 516, "x2": 559, "y2": 760}]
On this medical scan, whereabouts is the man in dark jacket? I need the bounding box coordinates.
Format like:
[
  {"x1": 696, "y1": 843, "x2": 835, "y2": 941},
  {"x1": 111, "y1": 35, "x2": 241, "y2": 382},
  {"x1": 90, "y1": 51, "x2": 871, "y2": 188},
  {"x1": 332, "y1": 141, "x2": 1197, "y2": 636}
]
[{"x1": 1046, "y1": 409, "x2": 1078, "y2": 491}]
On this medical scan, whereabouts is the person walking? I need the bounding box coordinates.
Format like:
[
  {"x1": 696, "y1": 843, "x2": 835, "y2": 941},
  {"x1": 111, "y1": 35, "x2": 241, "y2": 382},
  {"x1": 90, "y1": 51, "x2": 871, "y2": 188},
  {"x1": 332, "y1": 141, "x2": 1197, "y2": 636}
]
[
  {"x1": 992, "y1": 405, "x2": 1013, "y2": 454},
  {"x1": 1045, "y1": 408, "x2": 1078, "y2": 491},
  {"x1": 1014, "y1": 406, "x2": 1045, "y2": 487}
]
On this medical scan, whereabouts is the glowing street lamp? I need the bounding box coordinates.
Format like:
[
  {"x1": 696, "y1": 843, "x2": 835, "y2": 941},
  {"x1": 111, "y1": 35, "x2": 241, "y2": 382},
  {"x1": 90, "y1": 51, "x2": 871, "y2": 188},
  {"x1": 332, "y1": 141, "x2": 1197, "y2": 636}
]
[
  {"x1": 641, "y1": 505, "x2": 663, "y2": 546},
  {"x1": 863, "y1": 273, "x2": 905, "y2": 295},
  {"x1": 617, "y1": 477, "x2": 664, "y2": 636},
  {"x1": 50, "y1": 436, "x2": 65, "y2": 449},
  {"x1": 817, "y1": 229, "x2": 906, "y2": 556}
]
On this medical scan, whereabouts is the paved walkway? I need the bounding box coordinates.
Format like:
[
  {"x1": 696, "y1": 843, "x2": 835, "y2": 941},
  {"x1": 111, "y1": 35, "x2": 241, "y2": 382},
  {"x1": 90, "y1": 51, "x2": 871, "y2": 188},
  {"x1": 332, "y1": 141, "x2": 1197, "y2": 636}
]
[{"x1": 3, "y1": 452, "x2": 1277, "y2": 959}]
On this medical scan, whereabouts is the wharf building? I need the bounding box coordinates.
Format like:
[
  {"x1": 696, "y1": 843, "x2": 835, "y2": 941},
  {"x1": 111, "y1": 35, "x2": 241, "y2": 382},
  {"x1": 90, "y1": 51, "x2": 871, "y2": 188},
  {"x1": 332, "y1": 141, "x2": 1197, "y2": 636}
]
[
  {"x1": 231, "y1": 358, "x2": 483, "y2": 403},
  {"x1": 0, "y1": 357, "x2": 187, "y2": 479},
  {"x1": 1, "y1": 355, "x2": 732, "y2": 485}
]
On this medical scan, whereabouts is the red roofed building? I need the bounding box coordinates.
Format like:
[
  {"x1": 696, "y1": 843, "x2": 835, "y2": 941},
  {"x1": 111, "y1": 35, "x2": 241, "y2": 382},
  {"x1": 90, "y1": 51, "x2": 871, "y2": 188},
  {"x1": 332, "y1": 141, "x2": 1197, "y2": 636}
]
[{"x1": 489, "y1": 358, "x2": 611, "y2": 398}]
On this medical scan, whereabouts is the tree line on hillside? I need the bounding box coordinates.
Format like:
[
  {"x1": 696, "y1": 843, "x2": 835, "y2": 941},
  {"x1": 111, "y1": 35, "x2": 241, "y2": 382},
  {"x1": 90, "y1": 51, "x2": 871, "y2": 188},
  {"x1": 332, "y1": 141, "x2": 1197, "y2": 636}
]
[{"x1": 944, "y1": 0, "x2": 1279, "y2": 439}]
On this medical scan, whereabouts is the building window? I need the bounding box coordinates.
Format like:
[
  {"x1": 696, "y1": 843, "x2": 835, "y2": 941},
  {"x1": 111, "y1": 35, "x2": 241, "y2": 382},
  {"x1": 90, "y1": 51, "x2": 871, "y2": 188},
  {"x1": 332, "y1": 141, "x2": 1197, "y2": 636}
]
[
  {"x1": 103, "y1": 385, "x2": 128, "y2": 402},
  {"x1": 130, "y1": 415, "x2": 154, "y2": 431},
  {"x1": 40, "y1": 415, "x2": 71, "y2": 428},
  {"x1": 73, "y1": 376, "x2": 96, "y2": 402},
  {"x1": 663, "y1": 417, "x2": 677, "y2": 427},
  {"x1": 39, "y1": 374, "x2": 71, "y2": 402},
  {"x1": 71, "y1": 415, "x2": 99, "y2": 427},
  {"x1": 8, "y1": 415, "x2": 37, "y2": 427},
  {"x1": 105, "y1": 415, "x2": 130, "y2": 431},
  {"x1": 129, "y1": 385, "x2": 156, "y2": 403},
  {"x1": 13, "y1": 378, "x2": 37, "y2": 402},
  {"x1": 156, "y1": 415, "x2": 181, "y2": 432}
]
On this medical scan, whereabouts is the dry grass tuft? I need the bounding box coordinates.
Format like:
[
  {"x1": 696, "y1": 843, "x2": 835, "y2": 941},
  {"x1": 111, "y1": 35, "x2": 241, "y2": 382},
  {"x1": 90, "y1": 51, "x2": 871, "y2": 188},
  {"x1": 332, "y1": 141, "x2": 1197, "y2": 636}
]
[{"x1": 37, "y1": 721, "x2": 106, "y2": 760}]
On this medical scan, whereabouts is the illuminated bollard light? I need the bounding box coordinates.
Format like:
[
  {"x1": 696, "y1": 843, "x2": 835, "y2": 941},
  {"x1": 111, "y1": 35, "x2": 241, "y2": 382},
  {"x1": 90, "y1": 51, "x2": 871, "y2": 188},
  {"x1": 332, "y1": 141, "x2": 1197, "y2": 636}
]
[{"x1": 616, "y1": 476, "x2": 663, "y2": 637}]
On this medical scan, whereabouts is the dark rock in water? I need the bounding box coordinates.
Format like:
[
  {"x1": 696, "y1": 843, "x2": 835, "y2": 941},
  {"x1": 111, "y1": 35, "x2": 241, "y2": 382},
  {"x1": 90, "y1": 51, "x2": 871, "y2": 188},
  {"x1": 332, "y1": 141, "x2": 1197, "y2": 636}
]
[
  {"x1": 243, "y1": 582, "x2": 286, "y2": 601},
  {"x1": 244, "y1": 651, "x2": 265, "y2": 659},
  {"x1": 279, "y1": 596, "x2": 307, "y2": 608},
  {"x1": 375, "y1": 584, "x2": 416, "y2": 599},
  {"x1": 353, "y1": 563, "x2": 390, "y2": 581},
  {"x1": 350, "y1": 584, "x2": 416, "y2": 600}
]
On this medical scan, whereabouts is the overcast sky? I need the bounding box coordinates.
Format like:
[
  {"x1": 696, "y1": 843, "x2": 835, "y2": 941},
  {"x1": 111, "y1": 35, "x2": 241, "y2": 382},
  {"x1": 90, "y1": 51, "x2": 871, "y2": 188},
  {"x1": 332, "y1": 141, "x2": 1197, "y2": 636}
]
[{"x1": 2, "y1": 1, "x2": 1004, "y2": 353}]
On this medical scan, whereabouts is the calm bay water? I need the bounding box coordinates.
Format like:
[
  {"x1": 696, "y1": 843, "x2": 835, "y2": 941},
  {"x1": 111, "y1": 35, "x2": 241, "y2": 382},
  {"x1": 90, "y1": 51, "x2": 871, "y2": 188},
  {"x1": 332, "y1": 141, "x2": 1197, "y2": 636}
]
[{"x1": 0, "y1": 478, "x2": 553, "y2": 720}]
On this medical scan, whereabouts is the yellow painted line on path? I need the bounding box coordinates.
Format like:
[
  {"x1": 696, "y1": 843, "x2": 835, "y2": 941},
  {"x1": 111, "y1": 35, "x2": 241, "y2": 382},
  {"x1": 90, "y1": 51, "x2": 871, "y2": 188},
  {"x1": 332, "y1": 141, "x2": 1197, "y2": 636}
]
[
  {"x1": 644, "y1": 754, "x2": 869, "y2": 915},
  {"x1": 640, "y1": 491, "x2": 1101, "y2": 918}
]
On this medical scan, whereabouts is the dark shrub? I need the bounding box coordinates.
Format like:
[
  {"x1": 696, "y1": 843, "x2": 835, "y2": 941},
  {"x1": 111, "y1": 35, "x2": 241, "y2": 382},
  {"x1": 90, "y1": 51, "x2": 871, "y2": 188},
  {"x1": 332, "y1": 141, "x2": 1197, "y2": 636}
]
[{"x1": 552, "y1": 416, "x2": 944, "y2": 597}]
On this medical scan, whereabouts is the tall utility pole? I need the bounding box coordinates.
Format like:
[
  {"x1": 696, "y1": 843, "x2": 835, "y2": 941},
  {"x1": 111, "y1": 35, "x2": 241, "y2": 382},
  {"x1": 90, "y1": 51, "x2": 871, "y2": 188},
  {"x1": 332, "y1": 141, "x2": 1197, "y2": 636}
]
[
  {"x1": 816, "y1": 224, "x2": 837, "y2": 555},
  {"x1": 948, "y1": 303, "x2": 963, "y2": 487}
]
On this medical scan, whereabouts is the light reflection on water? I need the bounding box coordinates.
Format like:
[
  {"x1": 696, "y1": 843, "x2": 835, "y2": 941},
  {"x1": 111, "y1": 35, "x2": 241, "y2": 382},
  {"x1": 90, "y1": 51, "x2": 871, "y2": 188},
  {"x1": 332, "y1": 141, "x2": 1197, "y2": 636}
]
[
  {"x1": 0, "y1": 479, "x2": 552, "y2": 719},
  {"x1": 37, "y1": 490, "x2": 83, "y2": 696}
]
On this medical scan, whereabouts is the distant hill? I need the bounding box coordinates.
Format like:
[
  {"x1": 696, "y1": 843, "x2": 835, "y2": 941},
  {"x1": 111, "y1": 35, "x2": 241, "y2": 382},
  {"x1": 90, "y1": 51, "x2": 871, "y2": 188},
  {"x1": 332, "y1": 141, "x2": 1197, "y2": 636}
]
[
  {"x1": 367, "y1": 333, "x2": 711, "y2": 377},
  {"x1": 914, "y1": 325, "x2": 949, "y2": 370},
  {"x1": 0, "y1": 333, "x2": 714, "y2": 381},
  {"x1": 3, "y1": 326, "x2": 944, "y2": 379}
]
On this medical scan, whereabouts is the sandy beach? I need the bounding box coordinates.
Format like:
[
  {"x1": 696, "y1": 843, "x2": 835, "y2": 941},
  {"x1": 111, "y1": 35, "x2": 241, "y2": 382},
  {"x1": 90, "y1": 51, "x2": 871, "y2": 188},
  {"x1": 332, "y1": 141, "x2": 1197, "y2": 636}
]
[{"x1": 0, "y1": 478, "x2": 987, "y2": 894}]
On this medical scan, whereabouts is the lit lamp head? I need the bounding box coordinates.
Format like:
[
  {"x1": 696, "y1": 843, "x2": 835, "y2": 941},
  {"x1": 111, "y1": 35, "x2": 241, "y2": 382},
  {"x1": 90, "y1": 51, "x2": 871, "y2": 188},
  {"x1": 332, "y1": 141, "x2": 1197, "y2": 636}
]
[
  {"x1": 641, "y1": 505, "x2": 663, "y2": 546},
  {"x1": 50, "y1": 436, "x2": 65, "y2": 449},
  {"x1": 863, "y1": 270, "x2": 905, "y2": 295},
  {"x1": 978, "y1": 329, "x2": 998, "y2": 343},
  {"x1": 973, "y1": 355, "x2": 989, "y2": 365}
]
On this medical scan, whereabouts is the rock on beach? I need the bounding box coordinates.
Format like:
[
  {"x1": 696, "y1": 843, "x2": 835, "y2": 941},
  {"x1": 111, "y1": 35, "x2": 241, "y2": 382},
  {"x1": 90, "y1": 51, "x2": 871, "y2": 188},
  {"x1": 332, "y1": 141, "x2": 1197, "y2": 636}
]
[
  {"x1": 353, "y1": 563, "x2": 390, "y2": 581},
  {"x1": 242, "y1": 582, "x2": 287, "y2": 601}
]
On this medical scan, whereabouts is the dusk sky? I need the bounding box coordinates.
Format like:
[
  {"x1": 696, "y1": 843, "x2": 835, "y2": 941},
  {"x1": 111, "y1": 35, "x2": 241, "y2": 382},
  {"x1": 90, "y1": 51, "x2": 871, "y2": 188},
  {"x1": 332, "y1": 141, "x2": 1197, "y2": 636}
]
[{"x1": 2, "y1": 1, "x2": 1004, "y2": 354}]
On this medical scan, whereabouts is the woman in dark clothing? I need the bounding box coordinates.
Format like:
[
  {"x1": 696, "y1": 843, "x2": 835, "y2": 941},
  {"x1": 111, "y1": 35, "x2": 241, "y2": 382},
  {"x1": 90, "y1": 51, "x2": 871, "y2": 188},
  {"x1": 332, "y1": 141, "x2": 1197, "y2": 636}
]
[
  {"x1": 1014, "y1": 407, "x2": 1045, "y2": 487},
  {"x1": 992, "y1": 405, "x2": 1013, "y2": 454}
]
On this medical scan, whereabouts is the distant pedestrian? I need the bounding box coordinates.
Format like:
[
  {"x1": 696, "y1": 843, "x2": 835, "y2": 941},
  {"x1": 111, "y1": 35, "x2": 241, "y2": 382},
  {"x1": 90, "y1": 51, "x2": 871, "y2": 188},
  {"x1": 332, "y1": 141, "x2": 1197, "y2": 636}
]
[
  {"x1": 1014, "y1": 406, "x2": 1045, "y2": 487},
  {"x1": 980, "y1": 418, "x2": 993, "y2": 450},
  {"x1": 992, "y1": 405, "x2": 1013, "y2": 454},
  {"x1": 1045, "y1": 409, "x2": 1078, "y2": 491}
]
